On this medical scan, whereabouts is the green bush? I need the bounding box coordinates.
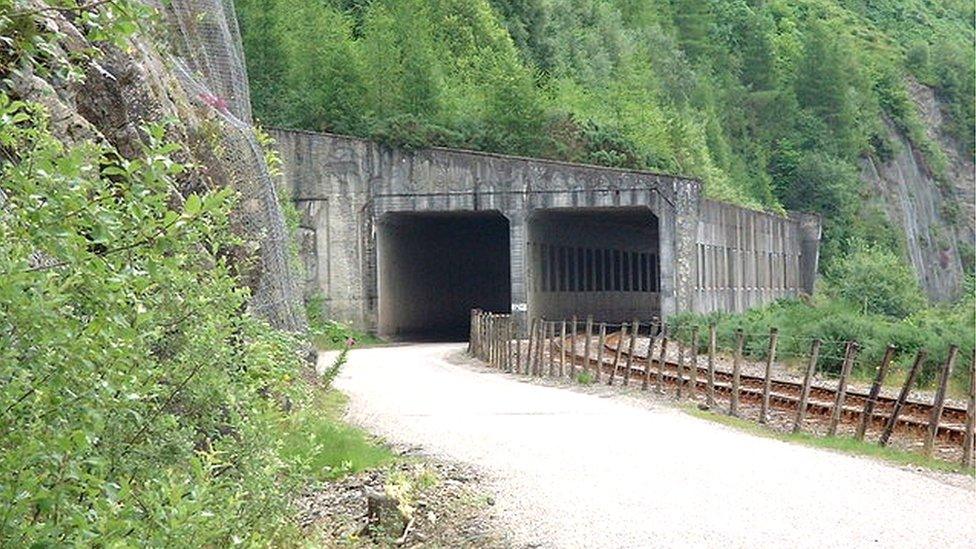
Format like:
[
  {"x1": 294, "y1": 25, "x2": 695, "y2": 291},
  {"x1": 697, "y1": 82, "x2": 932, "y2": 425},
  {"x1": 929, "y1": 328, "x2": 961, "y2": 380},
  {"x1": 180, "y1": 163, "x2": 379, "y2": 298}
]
[
  {"x1": 306, "y1": 291, "x2": 380, "y2": 349},
  {"x1": 0, "y1": 97, "x2": 307, "y2": 545},
  {"x1": 669, "y1": 282, "x2": 974, "y2": 391},
  {"x1": 826, "y1": 243, "x2": 926, "y2": 318}
]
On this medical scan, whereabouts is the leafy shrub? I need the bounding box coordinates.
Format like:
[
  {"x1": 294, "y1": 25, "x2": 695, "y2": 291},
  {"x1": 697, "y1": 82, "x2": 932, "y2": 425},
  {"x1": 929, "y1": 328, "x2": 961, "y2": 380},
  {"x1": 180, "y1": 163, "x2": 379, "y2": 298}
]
[
  {"x1": 826, "y1": 243, "x2": 926, "y2": 318},
  {"x1": 670, "y1": 284, "x2": 974, "y2": 391},
  {"x1": 0, "y1": 97, "x2": 307, "y2": 545},
  {"x1": 576, "y1": 371, "x2": 595, "y2": 385},
  {"x1": 306, "y1": 291, "x2": 379, "y2": 350}
]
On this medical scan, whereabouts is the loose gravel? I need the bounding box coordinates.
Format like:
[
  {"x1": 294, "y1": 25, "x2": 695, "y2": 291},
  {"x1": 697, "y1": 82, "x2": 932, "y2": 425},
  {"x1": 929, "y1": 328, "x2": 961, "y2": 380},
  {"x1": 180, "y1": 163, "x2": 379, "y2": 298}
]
[
  {"x1": 329, "y1": 343, "x2": 976, "y2": 548},
  {"x1": 297, "y1": 453, "x2": 505, "y2": 547}
]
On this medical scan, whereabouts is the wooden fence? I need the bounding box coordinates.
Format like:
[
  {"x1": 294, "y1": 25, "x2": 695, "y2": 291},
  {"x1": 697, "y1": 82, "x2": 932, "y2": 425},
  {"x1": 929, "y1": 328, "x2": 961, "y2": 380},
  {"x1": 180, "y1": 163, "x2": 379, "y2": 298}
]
[{"x1": 468, "y1": 309, "x2": 976, "y2": 469}]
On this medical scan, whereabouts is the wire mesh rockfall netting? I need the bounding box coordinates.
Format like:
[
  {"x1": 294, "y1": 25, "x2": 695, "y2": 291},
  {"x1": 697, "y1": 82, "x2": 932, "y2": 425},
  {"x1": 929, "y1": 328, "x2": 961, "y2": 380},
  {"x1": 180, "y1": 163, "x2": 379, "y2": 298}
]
[{"x1": 165, "y1": 0, "x2": 307, "y2": 333}]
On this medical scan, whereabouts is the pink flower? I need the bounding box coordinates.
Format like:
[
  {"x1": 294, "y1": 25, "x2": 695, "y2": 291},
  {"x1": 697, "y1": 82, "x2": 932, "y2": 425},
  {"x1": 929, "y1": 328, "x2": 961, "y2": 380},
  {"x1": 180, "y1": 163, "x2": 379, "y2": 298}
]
[
  {"x1": 345, "y1": 337, "x2": 357, "y2": 347},
  {"x1": 198, "y1": 92, "x2": 229, "y2": 113}
]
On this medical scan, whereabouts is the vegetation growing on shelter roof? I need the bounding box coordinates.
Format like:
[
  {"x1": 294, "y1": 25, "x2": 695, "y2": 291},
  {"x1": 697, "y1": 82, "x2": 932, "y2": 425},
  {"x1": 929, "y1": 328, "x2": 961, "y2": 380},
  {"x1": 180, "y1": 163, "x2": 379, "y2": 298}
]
[{"x1": 237, "y1": 0, "x2": 974, "y2": 275}]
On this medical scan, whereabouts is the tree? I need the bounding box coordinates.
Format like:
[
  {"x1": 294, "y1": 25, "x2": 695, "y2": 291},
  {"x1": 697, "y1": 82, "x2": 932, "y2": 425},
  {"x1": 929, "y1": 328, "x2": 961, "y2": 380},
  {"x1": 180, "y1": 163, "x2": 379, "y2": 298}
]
[
  {"x1": 793, "y1": 22, "x2": 858, "y2": 155},
  {"x1": 828, "y1": 243, "x2": 927, "y2": 318}
]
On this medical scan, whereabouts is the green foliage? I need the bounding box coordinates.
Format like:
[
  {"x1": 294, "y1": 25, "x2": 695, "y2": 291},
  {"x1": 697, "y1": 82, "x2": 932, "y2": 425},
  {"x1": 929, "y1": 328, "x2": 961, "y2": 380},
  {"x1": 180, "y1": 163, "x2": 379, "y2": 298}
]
[
  {"x1": 279, "y1": 391, "x2": 394, "y2": 482},
  {"x1": 0, "y1": 96, "x2": 311, "y2": 544},
  {"x1": 826, "y1": 243, "x2": 926, "y2": 318},
  {"x1": 306, "y1": 291, "x2": 381, "y2": 350},
  {"x1": 575, "y1": 371, "x2": 595, "y2": 385},
  {"x1": 238, "y1": 0, "x2": 974, "y2": 276},
  {"x1": 669, "y1": 281, "x2": 974, "y2": 391}
]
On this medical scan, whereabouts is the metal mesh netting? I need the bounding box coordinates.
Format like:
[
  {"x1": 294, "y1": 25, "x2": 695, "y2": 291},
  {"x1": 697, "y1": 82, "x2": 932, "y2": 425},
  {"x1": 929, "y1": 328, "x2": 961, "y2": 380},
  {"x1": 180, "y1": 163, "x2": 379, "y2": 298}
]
[{"x1": 165, "y1": 0, "x2": 307, "y2": 333}]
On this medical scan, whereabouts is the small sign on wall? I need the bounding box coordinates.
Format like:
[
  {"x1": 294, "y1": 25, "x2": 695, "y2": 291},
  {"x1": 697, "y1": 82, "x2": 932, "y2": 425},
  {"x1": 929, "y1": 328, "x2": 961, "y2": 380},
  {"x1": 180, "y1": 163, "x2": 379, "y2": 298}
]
[{"x1": 511, "y1": 302, "x2": 527, "y2": 312}]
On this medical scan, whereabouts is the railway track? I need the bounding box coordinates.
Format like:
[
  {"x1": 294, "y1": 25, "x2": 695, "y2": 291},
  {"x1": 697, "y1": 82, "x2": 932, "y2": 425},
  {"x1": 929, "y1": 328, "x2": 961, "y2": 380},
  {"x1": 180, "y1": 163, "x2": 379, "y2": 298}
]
[{"x1": 557, "y1": 332, "x2": 968, "y2": 444}]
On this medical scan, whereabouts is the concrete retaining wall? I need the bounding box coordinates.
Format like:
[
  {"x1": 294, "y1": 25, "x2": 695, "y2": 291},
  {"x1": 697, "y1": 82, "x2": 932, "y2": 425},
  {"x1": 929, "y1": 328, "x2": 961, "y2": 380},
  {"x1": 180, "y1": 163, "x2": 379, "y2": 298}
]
[{"x1": 272, "y1": 128, "x2": 821, "y2": 334}]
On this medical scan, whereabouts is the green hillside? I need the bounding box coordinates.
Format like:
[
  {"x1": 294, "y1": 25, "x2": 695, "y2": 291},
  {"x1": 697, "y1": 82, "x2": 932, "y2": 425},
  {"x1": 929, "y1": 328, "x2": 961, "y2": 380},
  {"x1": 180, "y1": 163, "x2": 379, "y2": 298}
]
[{"x1": 238, "y1": 0, "x2": 973, "y2": 272}]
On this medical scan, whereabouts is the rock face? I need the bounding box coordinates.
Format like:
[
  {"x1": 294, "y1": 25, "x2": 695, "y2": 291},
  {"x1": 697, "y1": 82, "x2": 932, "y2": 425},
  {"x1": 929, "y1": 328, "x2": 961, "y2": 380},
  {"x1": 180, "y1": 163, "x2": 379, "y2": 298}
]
[
  {"x1": 859, "y1": 80, "x2": 974, "y2": 302},
  {"x1": 4, "y1": 0, "x2": 307, "y2": 332}
]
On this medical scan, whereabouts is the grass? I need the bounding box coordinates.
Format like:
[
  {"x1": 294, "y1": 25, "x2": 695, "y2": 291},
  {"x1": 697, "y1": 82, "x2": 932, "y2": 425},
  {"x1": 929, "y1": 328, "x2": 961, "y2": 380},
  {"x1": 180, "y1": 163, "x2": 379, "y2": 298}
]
[
  {"x1": 576, "y1": 371, "x2": 595, "y2": 385},
  {"x1": 313, "y1": 327, "x2": 383, "y2": 351},
  {"x1": 279, "y1": 390, "x2": 395, "y2": 481},
  {"x1": 683, "y1": 406, "x2": 974, "y2": 477}
]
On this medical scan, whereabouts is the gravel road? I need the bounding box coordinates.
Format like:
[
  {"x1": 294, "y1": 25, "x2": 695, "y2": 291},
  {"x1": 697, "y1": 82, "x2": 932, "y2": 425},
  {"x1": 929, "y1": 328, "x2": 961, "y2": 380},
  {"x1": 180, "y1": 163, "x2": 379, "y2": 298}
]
[{"x1": 329, "y1": 343, "x2": 975, "y2": 548}]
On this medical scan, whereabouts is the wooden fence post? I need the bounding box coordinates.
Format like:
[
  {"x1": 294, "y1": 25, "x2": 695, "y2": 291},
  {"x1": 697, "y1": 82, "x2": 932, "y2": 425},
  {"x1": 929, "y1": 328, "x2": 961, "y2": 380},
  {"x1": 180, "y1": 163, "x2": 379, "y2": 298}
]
[
  {"x1": 656, "y1": 327, "x2": 668, "y2": 394},
  {"x1": 506, "y1": 318, "x2": 514, "y2": 372},
  {"x1": 595, "y1": 323, "x2": 606, "y2": 383},
  {"x1": 495, "y1": 316, "x2": 502, "y2": 368},
  {"x1": 963, "y1": 350, "x2": 975, "y2": 469},
  {"x1": 879, "y1": 349, "x2": 926, "y2": 446},
  {"x1": 609, "y1": 323, "x2": 626, "y2": 386},
  {"x1": 525, "y1": 318, "x2": 536, "y2": 375},
  {"x1": 686, "y1": 325, "x2": 699, "y2": 399},
  {"x1": 623, "y1": 319, "x2": 639, "y2": 386},
  {"x1": 481, "y1": 312, "x2": 489, "y2": 361},
  {"x1": 486, "y1": 313, "x2": 493, "y2": 363},
  {"x1": 583, "y1": 316, "x2": 594, "y2": 376},
  {"x1": 792, "y1": 338, "x2": 821, "y2": 434},
  {"x1": 489, "y1": 316, "x2": 497, "y2": 367},
  {"x1": 827, "y1": 341, "x2": 858, "y2": 437},
  {"x1": 514, "y1": 317, "x2": 522, "y2": 373},
  {"x1": 537, "y1": 321, "x2": 544, "y2": 375},
  {"x1": 855, "y1": 344, "x2": 895, "y2": 440},
  {"x1": 675, "y1": 330, "x2": 685, "y2": 399},
  {"x1": 493, "y1": 315, "x2": 499, "y2": 367},
  {"x1": 468, "y1": 309, "x2": 477, "y2": 354},
  {"x1": 470, "y1": 310, "x2": 479, "y2": 356},
  {"x1": 569, "y1": 315, "x2": 578, "y2": 378},
  {"x1": 535, "y1": 318, "x2": 544, "y2": 375},
  {"x1": 535, "y1": 319, "x2": 545, "y2": 376},
  {"x1": 643, "y1": 318, "x2": 659, "y2": 391},
  {"x1": 759, "y1": 327, "x2": 779, "y2": 424},
  {"x1": 548, "y1": 320, "x2": 557, "y2": 377},
  {"x1": 496, "y1": 316, "x2": 503, "y2": 368},
  {"x1": 499, "y1": 317, "x2": 507, "y2": 369},
  {"x1": 729, "y1": 329, "x2": 745, "y2": 417},
  {"x1": 923, "y1": 345, "x2": 958, "y2": 457},
  {"x1": 548, "y1": 321, "x2": 558, "y2": 376},
  {"x1": 559, "y1": 320, "x2": 567, "y2": 377},
  {"x1": 488, "y1": 314, "x2": 495, "y2": 366},
  {"x1": 706, "y1": 323, "x2": 717, "y2": 406},
  {"x1": 478, "y1": 312, "x2": 485, "y2": 361},
  {"x1": 529, "y1": 318, "x2": 537, "y2": 375}
]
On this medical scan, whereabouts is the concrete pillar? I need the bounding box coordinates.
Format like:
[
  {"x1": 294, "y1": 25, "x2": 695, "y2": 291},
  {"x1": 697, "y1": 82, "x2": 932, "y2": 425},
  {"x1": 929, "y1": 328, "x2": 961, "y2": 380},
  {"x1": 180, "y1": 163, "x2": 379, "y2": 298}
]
[
  {"x1": 791, "y1": 212, "x2": 823, "y2": 295},
  {"x1": 673, "y1": 179, "x2": 702, "y2": 314},
  {"x1": 507, "y1": 211, "x2": 528, "y2": 334}
]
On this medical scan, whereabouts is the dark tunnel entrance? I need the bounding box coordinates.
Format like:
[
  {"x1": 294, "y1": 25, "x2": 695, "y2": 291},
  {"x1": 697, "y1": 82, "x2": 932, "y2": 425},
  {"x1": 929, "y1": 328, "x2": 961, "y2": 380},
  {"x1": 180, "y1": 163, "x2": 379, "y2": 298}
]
[
  {"x1": 377, "y1": 211, "x2": 511, "y2": 341},
  {"x1": 526, "y1": 207, "x2": 660, "y2": 323}
]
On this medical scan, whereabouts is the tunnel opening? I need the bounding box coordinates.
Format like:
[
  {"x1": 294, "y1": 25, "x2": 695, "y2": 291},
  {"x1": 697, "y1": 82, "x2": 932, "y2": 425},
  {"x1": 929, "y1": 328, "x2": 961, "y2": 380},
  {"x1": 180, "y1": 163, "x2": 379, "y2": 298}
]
[
  {"x1": 526, "y1": 207, "x2": 660, "y2": 322},
  {"x1": 377, "y1": 210, "x2": 511, "y2": 341}
]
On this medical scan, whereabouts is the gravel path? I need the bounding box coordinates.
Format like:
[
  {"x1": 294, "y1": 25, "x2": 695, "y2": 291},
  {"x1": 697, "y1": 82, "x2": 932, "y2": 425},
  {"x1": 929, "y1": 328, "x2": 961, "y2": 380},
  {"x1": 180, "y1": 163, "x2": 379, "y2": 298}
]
[{"x1": 329, "y1": 343, "x2": 976, "y2": 548}]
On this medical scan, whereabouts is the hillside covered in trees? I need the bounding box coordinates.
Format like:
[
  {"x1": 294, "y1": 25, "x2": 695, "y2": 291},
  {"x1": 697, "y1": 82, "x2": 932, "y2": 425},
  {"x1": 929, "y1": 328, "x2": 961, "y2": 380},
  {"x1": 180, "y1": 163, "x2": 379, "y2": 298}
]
[{"x1": 238, "y1": 0, "x2": 974, "y2": 278}]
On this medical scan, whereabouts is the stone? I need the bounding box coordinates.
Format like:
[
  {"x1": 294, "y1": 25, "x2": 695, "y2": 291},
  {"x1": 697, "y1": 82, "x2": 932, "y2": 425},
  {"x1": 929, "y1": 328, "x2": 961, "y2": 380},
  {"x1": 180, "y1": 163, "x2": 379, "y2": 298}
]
[{"x1": 364, "y1": 488, "x2": 407, "y2": 538}]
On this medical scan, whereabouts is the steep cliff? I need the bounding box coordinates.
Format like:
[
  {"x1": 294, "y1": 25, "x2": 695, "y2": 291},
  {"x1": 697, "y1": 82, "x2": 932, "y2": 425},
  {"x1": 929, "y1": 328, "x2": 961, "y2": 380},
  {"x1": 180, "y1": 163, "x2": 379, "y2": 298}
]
[{"x1": 859, "y1": 80, "x2": 974, "y2": 302}]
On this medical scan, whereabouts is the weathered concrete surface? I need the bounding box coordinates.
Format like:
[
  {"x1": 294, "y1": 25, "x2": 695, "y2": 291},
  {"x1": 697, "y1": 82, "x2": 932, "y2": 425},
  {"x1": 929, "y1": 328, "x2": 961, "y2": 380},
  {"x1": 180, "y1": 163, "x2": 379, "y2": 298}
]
[
  {"x1": 273, "y1": 129, "x2": 821, "y2": 336},
  {"x1": 331, "y1": 343, "x2": 976, "y2": 548}
]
